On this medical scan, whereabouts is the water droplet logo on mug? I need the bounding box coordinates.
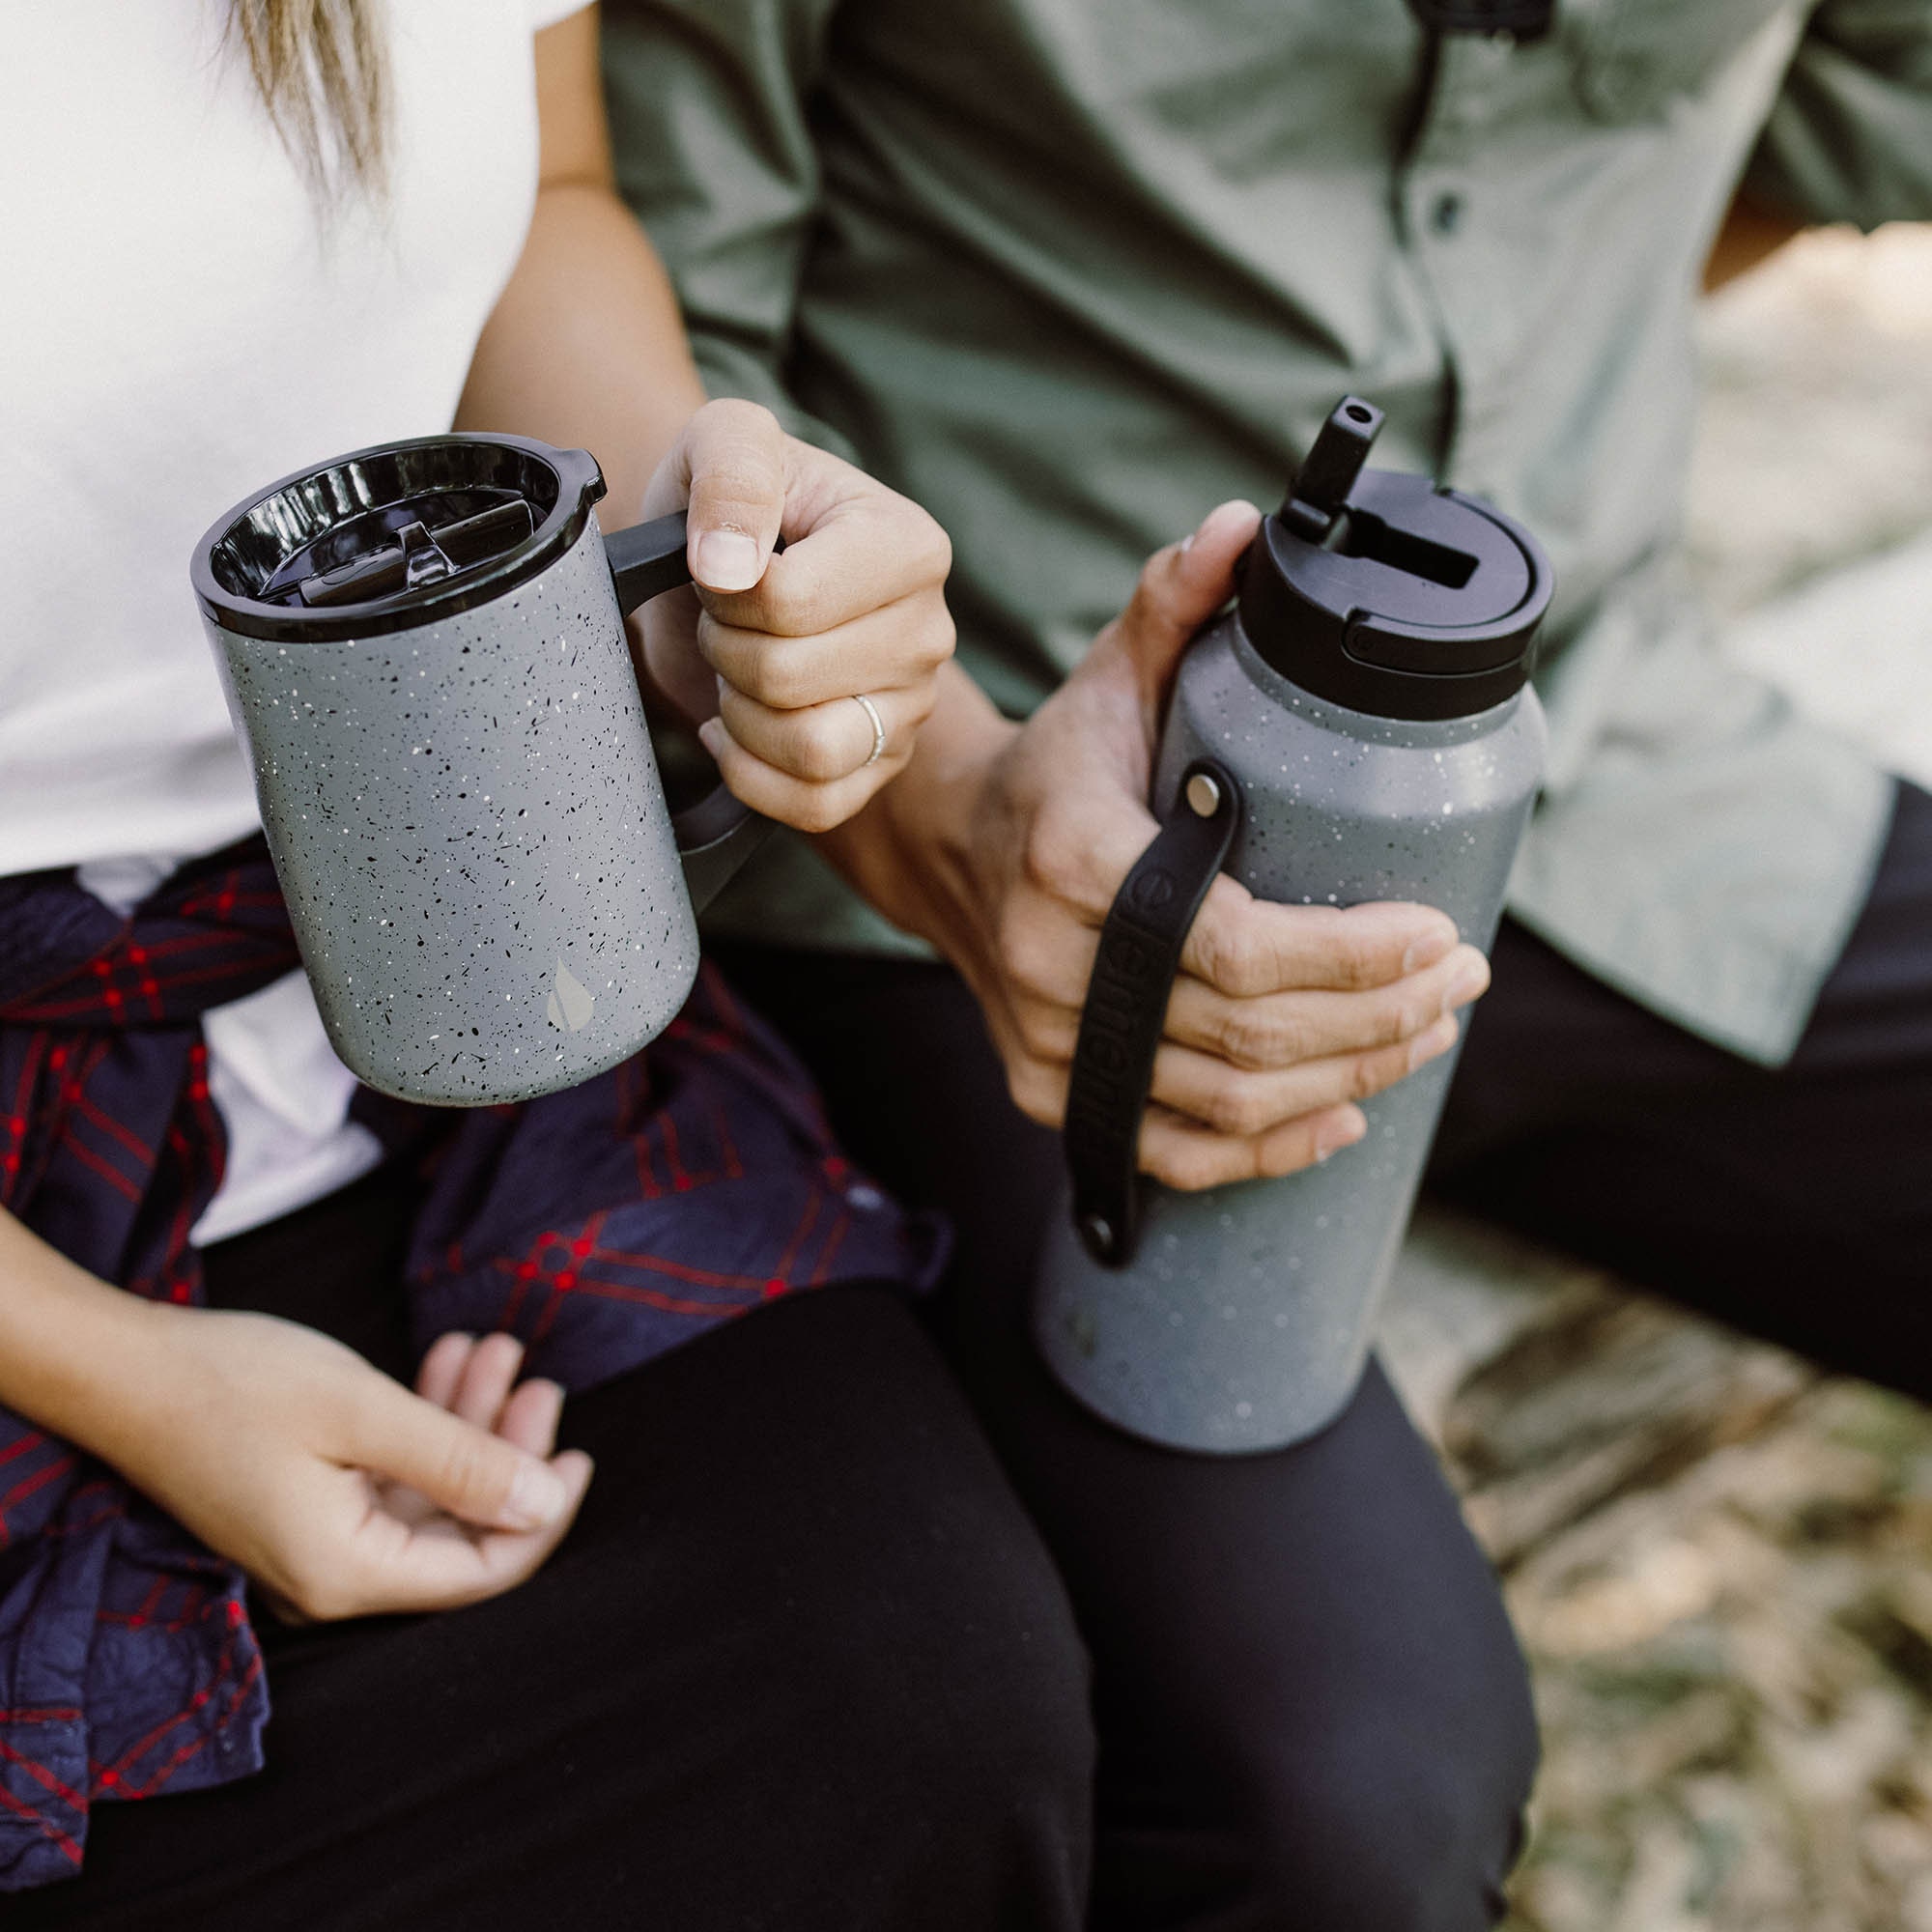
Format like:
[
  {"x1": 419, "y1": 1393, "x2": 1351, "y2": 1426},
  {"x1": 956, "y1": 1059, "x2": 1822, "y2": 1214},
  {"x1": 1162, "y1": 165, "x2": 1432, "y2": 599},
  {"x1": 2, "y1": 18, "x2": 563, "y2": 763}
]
[{"x1": 546, "y1": 958, "x2": 596, "y2": 1033}]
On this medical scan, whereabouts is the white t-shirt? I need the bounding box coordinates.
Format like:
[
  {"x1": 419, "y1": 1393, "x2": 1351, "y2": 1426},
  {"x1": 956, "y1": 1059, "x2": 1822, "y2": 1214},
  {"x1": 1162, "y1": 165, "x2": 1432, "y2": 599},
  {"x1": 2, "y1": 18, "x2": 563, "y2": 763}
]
[{"x1": 3, "y1": 0, "x2": 591, "y2": 1242}]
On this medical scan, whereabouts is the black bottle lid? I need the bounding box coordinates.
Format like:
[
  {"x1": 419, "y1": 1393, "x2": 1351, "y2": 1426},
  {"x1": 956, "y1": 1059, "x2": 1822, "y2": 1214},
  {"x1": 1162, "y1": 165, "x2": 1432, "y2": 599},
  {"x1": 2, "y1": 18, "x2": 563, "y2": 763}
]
[
  {"x1": 1237, "y1": 397, "x2": 1554, "y2": 723},
  {"x1": 192, "y1": 434, "x2": 606, "y2": 643}
]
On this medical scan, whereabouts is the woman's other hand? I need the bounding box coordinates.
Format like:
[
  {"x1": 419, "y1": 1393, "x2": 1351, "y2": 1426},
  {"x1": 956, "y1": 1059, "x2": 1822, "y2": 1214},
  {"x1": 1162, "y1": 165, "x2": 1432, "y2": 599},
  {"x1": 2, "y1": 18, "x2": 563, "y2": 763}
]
[
  {"x1": 115, "y1": 1309, "x2": 591, "y2": 1624},
  {"x1": 633, "y1": 398, "x2": 955, "y2": 834},
  {"x1": 819, "y1": 502, "x2": 1493, "y2": 1191}
]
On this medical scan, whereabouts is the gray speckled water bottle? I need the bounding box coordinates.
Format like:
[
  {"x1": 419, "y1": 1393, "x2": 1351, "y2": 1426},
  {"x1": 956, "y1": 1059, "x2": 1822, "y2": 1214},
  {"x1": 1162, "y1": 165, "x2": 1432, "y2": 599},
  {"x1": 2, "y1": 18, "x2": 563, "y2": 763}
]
[
  {"x1": 192, "y1": 434, "x2": 759, "y2": 1106},
  {"x1": 1035, "y1": 398, "x2": 1553, "y2": 1453}
]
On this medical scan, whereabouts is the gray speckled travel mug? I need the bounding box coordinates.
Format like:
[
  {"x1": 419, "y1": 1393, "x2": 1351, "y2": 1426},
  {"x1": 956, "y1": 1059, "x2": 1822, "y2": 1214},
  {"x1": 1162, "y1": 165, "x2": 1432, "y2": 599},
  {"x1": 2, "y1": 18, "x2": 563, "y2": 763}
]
[{"x1": 192, "y1": 433, "x2": 758, "y2": 1105}]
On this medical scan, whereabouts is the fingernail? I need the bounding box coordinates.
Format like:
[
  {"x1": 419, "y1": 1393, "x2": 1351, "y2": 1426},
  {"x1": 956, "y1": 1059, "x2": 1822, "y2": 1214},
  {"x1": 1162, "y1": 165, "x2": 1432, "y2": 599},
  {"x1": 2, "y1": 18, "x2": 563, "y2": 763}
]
[
  {"x1": 692, "y1": 528, "x2": 762, "y2": 591},
  {"x1": 522, "y1": 1378, "x2": 566, "y2": 1422},
  {"x1": 1440, "y1": 955, "x2": 1490, "y2": 1015},
  {"x1": 1401, "y1": 927, "x2": 1456, "y2": 975},
  {"x1": 1315, "y1": 1114, "x2": 1367, "y2": 1163},
  {"x1": 504, "y1": 1459, "x2": 570, "y2": 1531},
  {"x1": 1408, "y1": 1016, "x2": 1459, "y2": 1071}
]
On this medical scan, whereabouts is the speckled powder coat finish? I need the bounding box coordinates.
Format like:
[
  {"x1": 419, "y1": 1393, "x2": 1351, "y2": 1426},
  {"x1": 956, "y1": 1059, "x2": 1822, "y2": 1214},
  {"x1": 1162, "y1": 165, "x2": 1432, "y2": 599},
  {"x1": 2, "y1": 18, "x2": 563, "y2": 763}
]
[
  {"x1": 209, "y1": 516, "x2": 699, "y2": 1104},
  {"x1": 1034, "y1": 618, "x2": 1547, "y2": 1453}
]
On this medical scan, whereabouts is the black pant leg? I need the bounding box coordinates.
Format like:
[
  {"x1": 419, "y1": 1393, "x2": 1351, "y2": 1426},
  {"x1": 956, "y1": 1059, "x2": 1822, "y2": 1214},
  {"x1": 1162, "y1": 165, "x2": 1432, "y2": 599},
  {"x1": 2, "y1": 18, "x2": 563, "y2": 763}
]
[
  {"x1": 1432, "y1": 778, "x2": 1932, "y2": 1396},
  {"x1": 712, "y1": 946, "x2": 1539, "y2": 1932},
  {"x1": 18, "y1": 1178, "x2": 1094, "y2": 1932}
]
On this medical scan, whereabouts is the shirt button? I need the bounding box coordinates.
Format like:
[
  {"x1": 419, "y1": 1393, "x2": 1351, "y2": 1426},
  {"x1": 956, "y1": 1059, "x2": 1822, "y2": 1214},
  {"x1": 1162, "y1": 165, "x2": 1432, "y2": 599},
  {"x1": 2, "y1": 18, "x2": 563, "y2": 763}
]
[{"x1": 1430, "y1": 191, "x2": 1465, "y2": 236}]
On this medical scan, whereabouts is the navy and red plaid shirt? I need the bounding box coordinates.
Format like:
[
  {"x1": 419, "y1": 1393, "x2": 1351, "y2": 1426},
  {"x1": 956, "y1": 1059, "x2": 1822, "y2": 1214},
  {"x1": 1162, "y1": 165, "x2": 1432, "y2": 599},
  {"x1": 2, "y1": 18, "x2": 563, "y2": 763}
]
[{"x1": 0, "y1": 839, "x2": 943, "y2": 1891}]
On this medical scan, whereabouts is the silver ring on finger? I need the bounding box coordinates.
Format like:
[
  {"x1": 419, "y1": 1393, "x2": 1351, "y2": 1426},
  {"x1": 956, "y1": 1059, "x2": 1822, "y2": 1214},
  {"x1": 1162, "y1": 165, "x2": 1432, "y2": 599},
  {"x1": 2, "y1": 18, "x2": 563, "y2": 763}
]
[{"x1": 851, "y1": 692, "x2": 887, "y2": 768}]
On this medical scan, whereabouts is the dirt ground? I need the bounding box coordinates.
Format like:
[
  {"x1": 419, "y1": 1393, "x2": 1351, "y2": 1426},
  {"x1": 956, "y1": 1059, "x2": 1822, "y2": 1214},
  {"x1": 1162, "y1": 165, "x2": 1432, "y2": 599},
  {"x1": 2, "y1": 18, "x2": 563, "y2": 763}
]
[{"x1": 1377, "y1": 222, "x2": 1932, "y2": 1932}]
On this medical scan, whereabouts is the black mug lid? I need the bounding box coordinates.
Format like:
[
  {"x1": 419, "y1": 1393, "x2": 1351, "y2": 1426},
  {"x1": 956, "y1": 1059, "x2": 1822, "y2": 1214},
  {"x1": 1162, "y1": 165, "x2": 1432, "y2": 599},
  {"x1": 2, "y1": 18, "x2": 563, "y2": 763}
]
[
  {"x1": 191, "y1": 434, "x2": 606, "y2": 643},
  {"x1": 1238, "y1": 398, "x2": 1554, "y2": 722}
]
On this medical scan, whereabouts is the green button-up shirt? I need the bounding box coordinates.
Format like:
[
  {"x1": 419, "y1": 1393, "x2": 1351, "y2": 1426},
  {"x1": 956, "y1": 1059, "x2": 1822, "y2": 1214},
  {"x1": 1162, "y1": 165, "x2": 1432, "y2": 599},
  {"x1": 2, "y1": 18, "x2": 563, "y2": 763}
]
[{"x1": 606, "y1": 0, "x2": 1930, "y2": 1064}]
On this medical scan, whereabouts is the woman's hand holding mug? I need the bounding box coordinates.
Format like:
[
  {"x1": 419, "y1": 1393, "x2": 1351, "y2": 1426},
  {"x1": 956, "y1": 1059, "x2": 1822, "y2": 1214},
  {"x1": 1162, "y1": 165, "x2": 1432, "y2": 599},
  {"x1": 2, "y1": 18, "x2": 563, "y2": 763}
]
[{"x1": 635, "y1": 399, "x2": 956, "y2": 835}]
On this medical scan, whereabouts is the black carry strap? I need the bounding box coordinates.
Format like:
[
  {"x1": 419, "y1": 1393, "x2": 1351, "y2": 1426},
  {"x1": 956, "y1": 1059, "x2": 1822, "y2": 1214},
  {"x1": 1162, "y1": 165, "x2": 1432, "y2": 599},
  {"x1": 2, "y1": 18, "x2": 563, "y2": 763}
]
[
  {"x1": 607, "y1": 515, "x2": 789, "y2": 915},
  {"x1": 1063, "y1": 761, "x2": 1240, "y2": 1266}
]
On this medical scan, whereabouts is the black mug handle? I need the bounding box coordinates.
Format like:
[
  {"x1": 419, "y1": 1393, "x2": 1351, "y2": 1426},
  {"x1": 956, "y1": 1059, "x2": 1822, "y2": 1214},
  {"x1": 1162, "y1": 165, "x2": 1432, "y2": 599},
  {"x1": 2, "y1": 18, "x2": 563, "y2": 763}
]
[{"x1": 603, "y1": 510, "x2": 773, "y2": 912}]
